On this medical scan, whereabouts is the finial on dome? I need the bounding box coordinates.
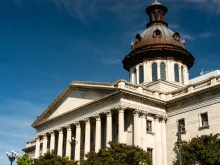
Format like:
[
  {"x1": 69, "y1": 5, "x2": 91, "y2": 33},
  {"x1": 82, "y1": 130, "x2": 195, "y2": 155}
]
[{"x1": 152, "y1": 0, "x2": 161, "y2": 5}]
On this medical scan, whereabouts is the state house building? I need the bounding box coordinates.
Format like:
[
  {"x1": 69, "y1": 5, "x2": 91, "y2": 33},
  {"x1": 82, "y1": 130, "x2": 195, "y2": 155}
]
[{"x1": 23, "y1": 2, "x2": 220, "y2": 165}]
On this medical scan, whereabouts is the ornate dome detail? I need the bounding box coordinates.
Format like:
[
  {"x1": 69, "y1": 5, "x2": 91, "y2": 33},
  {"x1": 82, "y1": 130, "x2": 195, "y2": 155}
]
[
  {"x1": 173, "y1": 32, "x2": 180, "y2": 41},
  {"x1": 153, "y1": 28, "x2": 162, "y2": 38}
]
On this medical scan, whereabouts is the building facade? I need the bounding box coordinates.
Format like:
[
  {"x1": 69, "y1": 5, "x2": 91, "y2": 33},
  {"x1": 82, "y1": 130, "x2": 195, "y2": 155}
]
[{"x1": 23, "y1": 2, "x2": 220, "y2": 165}]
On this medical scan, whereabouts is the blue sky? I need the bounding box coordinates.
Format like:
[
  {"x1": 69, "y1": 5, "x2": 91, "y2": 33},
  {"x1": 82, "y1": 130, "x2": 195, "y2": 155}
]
[{"x1": 0, "y1": 0, "x2": 220, "y2": 164}]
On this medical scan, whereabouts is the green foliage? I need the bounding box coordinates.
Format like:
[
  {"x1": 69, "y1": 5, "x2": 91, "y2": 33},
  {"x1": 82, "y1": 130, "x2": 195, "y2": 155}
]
[
  {"x1": 17, "y1": 154, "x2": 32, "y2": 165},
  {"x1": 32, "y1": 151, "x2": 77, "y2": 165},
  {"x1": 83, "y1": 142, "x2": 152, "y2": 165},
  {"x1": 173, "y1": 134, "x2": 220, "y2": 165}
]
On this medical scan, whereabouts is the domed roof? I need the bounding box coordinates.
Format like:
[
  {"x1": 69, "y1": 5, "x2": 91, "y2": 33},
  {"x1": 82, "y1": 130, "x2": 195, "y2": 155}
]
[
  {"x1": 134, "y1": 24, "x2": 185, "y2": 50},
  {"x1": 122, "y1": 2, "x2": 195, "y2": 71}
]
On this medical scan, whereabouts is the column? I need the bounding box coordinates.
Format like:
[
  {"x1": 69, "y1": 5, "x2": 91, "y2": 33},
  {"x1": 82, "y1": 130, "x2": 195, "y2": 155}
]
[
  {"x1": 106, "y1": 111, "x2": 112, "y2": 147},
  {"x1": 141, "y1": 114, "x2": 146, "y2": 149},
  {"x1": 154, "y1": 115, "x2": 162, "y2": 165},
  {"x1": 66, "y1": 125, "x2": 72, "y2": 158},
  {"x1": 179, "y1": 66, "x2": 182, "y2": 83},
  {"x1": 161, "y1": 117, "x2": 167, "y2": 165},
  {"x1": 50, "y1": 131, "x2": 55, "y2": 152},
  {"x1": 84, "y1": 118, "x2": 91, "y2": 155},
  {"x1": 95, "y1": 115, "x2": 101, "y2": 152},
  {"x1": 157, "y1": 62, "x2": 161, "y2": 80},
  {"x1": 35, "y1": 136, "x2": 40, "y2": 158},
  {"x1": 133, "y1": 110, "x2": 139, "y2": 146},
  {"x1": 42, "y1": 134, "x2": 47, "y2": 154},
  {"x1": 57, "y1": 129, "x2": 63, "y2": 156},
  {"x1": 75, "y1": 122, "x2": 81, "y2": 161},
  {"x1": 118, "y1": 108, "x2": 125, "y2": 143}
]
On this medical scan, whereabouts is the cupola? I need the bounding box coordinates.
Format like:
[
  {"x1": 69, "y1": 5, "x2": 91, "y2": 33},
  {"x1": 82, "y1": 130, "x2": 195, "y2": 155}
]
[{"x1": 122, "y1": 1, "x2": 195, "y2": 88}]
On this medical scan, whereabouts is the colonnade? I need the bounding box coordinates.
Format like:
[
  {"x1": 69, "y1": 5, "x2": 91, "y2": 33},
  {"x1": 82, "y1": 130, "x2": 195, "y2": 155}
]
[{"x1": 34, "y1": 107, "x2": 167, "y2": 165}]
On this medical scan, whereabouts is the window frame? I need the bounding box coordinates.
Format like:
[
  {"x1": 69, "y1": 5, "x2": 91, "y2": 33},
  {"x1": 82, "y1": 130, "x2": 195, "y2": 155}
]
[
  {"x1": 147, "y1": 148, "x2": 153, "y2": 162},
  {"x1": 139, "y1": 65, "x2": 144, "y2": 84},
  {"x1": 174, "y1": 64, "x2": 180, "y2": 82},
  {"x1": 199, "y1": 112, "x2": 209, "y2": 130},
  {"x1": 160, "y1": 62, "x2": 166, "y2": 81},
  {"x1": 152, "y1": 63, "x2": 158, "y2": 82}
]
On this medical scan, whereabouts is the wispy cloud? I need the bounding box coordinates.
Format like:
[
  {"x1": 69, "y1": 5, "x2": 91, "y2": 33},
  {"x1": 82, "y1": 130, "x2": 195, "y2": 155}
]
[
  {"x1": 169, "y1": 24, "x2": 180, "y2": 29},
  {"x1": 182, "y1": 34, "x2": 195, "y2": 41},
  {"x1": 200, "y1": 32, "x2": 216, "y2": 38}
]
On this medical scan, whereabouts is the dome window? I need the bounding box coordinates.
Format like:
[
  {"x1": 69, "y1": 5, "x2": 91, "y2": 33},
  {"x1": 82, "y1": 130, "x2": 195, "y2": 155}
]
[
  {"x1": 173, "y1": 32, "x2": 180, "y2": 41},
  {"x1": 152, "y1": 63, "x2": 158, "y2": 81},
  {"x1": 153, "y1": 28, "x2": 162, "y2": 38},
  {"x1": 135, "y1": 33, "x2": 142, "y2": 42},
  {"x1": 160, "y1": 62, "x2": 166, "y2": 81},
  {"x1": 174, "y1": 64, "x2": 180, "y2": 82},
  {"x1": 139, "y1": 65, "x2": 144, "y2": 83}
]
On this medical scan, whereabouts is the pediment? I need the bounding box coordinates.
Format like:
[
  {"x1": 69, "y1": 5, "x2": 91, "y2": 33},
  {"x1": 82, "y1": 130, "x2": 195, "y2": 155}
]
[
  {"x1": 48, "y1": 89, "x2": 110, "y2": 120},
  {"x1": 32, "y1": 82, "x2": 116, "y2": 127}
]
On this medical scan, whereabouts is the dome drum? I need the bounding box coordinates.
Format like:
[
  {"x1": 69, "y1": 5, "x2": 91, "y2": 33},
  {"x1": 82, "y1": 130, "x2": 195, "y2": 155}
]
[{"x1": 123, "y1": 45, "x2": 195, "y2": 71}]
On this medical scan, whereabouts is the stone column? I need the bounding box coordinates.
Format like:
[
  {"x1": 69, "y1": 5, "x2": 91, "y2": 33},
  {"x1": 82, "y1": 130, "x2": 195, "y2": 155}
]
[
  {"x1": 66, "y1": 125, "x2": 72, "y2": 158},
  {"x1": 106, "y1": 111, "x2": 112, "y2": 147},
  {"x1": 57, "y1": 129, "x2": 63, "y2": 157},
  {"x1": 118, "y1": 108, "x2": 125, "y2": 143},
  {"x1": 179, "y1": 66, "x2": 182, "y2": 83},
  {"x1": 133, "y1": 110, "x2": 139, "y2": 146},
  {"x1": 154, "y1": 115, "x2": 162, "y2": 165},
  {"x1": 35, "y1": 136, "x2": 40, "y2": 158},
  {"x1": 75, "y1": 122, "x2": 81, "y2": 161},
  {"x1": 42, "y1": 134, "x2": 48, "y2": 154},
  {"x1": 141, "y1": 114, "x2": 146, "y2": 149},
  {"x1": 161, "y1": 117, "x2": 167, "y2": 165},
  {"x1": 50, "y1": 131, "x2": 55, "y2": 152},
  {"x1": 85, "y1": 118, "x2": 91, "y2": 156},
  {"x1": 95, "y1": 115, "x2": 101, "y2": 152}
]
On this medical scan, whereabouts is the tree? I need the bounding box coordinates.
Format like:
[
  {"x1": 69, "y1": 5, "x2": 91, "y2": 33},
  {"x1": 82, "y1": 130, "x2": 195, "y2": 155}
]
[
  {"x1": 173, "y1": 134, "x2": 220, "y2": 165},
  {"x1": 17, "y1": 154, "x2": 32, "y2": 165},
  {"x1": 32, "y1": 151, "x2": 77, "y2": 165},
  {"x1": 83, "y1": 142, "x2": 152, "y2": 165}
]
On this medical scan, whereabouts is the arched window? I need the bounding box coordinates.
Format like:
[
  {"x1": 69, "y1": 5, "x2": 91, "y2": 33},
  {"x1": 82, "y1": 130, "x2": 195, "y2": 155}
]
[
  {"x1": 160, "y1": 62, "x2": 166, "y2": 81},
  {"x1": 133, "y1": 68, "x2": 137, "y2": 84},
  {"x1": 158, "y1": 11, "x2": 161, "y2": 20},
  {"x1": 181, "y1": 66, "x2": 184, "y2": 84},
  {"x1": 152, "y1": 63, "x2": 158, "y2": 81},
  {"x1": 174, "y1": 64, "x2": 179, "y2": 82},
  {"x1": 139, "y1": 65, "x2": 144, "y2": 83},
  {"x1": 152, "y1": 12, "x2": 156, "y2": 21}
]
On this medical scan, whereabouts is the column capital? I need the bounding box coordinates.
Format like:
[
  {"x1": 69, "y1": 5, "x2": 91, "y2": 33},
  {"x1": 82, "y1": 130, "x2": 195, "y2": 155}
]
[
  {"x1": 116, "y1": 105, "x2": 126, "y2": 111},
  {"x1": 35, "y1": 136, "x2": 40, "y2": 141},
  {"x1": 161, "y1": 116, "x2": 167, "y2": 123},
  {"x1": 49, "y1": 131, "x2": 55, "y2": 135},
  {"x1": 105, "y1": 110, "x2": 112, "y2": 116},
  {"x1": 133, "y1": 110, "x2": 140, "y2": 115},
  {"x1": 84, "y1": 118, "x2": 91, "y2": 123},
  {"x1": 66, "y1": 125, "x2": 72, "y2": 131},
  {"x1": 58, "y1": 128, "x2": 63, "y2": 134},
  {"x1": 42, "y1": 134, "x2": 47, "y2": 139},
  {"x1": 75, "y1": 122, "x2": 80, "y2": 127},
  {"x1": 95, "y1": 114, "x2": 101, "y2": 121},
  {"x1": 154, "y1": 114, "x2": 161, "y2": 120}
]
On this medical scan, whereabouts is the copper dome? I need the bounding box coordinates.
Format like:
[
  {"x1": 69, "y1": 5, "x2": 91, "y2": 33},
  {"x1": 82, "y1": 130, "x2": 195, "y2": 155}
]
[{"x1": 122, "y1": 2, "x2": 195, "y2": 71}]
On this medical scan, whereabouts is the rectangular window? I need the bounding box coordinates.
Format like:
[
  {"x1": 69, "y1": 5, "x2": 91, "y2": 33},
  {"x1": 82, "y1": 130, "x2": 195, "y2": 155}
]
[
  {"x1": 146, "y1": 120, "x2": 152, "y2": 132},
  {"x1": 178, "y1": 119, "x2": 186, "y2": 133},
  {"x1": 147, "y1": 148, "x2": 153, "y2": 161},
  {"x1": 201, "y1": 113, "x2": 209, "y2": 127}
]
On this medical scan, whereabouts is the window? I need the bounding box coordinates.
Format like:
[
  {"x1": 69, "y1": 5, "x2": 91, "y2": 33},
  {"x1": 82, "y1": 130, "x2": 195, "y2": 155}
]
[
  {"x1": 147, "y1": 148, "x2": 153, "y2": 161},
  {"x1": 181, "y1": 66, "x2": 184, "y2": 84},
  {"x1": 178, "y1": 119, "x2": 186, "y2": 133},
  {"x1": 201, "y1": 113, "x2": 209, "y2": 127},
  {"x1": 160, "y1": 62, "x2": 166, "y2": 81},
  {"x1": 152, "y1": 63, "x2": 158, "y2": 81},
  {"x1": 158, "y1": 11, "x2": 161, "y2": 20},
  {"x1": 133, "y1": 68, "x2": 137, "y2": 84},
  {"x1": 152, "y1": 12, "x2": 156, "y2": 21},
  {"x1": 174, "y1": 64, "x2": 179, "y2": 82},
  {"x1": 139, "y1": 65, "x2": 144, "y2": 83},
  {"x1": 146, "y1": 120, "x2": 152, "y2": 132}
]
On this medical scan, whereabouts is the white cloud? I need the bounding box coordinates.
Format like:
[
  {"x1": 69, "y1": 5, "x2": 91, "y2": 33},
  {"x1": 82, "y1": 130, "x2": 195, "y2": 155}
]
[
  {"x1": 182, "y1": 34, "x2": 195, "y2": 41},
  {"x1": 200, "y1": 32, "x2": 216, "y2": 38}
]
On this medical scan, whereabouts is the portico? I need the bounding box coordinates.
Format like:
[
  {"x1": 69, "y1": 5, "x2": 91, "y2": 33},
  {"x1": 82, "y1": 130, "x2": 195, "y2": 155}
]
[{"x1": 34, "y1": 106, "x2": 167, "y2": 164}]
